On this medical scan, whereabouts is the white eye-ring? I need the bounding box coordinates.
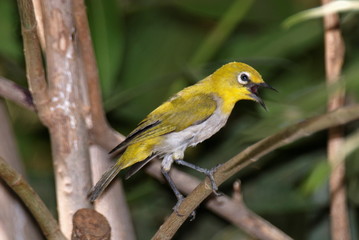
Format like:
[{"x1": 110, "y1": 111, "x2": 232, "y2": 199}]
[{"x1": 237, "y1": 72, "x2": 250, "y2": 85}]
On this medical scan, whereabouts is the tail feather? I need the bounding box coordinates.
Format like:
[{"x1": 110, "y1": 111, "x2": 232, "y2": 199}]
[{"x1": 88, "y1": 163, "x2": 123, "y2": 202}]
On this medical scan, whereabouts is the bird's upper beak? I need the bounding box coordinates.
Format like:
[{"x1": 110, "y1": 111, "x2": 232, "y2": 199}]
[{"x1": 247, "y1": 82, "x2": 277, "y2": 110}]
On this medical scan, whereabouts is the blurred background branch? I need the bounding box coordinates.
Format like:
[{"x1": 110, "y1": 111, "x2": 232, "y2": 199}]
[{"x1": 321, "y1": 0, "x2": 350, "y2": 239}]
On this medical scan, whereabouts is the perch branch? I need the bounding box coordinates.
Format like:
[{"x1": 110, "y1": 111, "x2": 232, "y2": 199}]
[
  {"x1": 145, "y1": 161, "x2": 292, "y2": 240},
  {"x1": 0, "y1": 156, "x2": 66, "y2": 240},
  {"x1": 152, "y1": 103, "x2": 359, "y2": 240}
]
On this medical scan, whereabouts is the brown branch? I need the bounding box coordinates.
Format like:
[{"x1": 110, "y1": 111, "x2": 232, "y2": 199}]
[
  {"x1": 145, "y1": 161, "x2": 292, "y2": 240},
  {"x1": 152, "y1": 104, "x2": 359, "y2": 240},
  {"x1": 0, "y1": 156, "x2": 66, "y2": 240},
  {"x1": 0, "y1": 76, "x2": 35, "y2": 111},
  {"x1": 321, "y1": 1, "x2": 350, "y2": 240},
  {"x1": 72, "y1": 0, "x2": 121, "y2": 147},
  {"x1": 37, "y1": 0, "x2": 93, "y2": 237},
  {"x1": 16, "y1": 0, "x2": 48, "y2": 119}
]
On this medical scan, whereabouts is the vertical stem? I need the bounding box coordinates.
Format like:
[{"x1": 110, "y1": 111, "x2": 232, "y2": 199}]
[
  {"x1": 39, "y1": 0, "x2": 92, "y2": 237},
  {"x1": 71, "y1": 0, "x2": 121, "y2": 147},
  {"x1": 71, "y1": 1, "x2": 136, "y2": 238},
  {"x1": 321, "y1": 0, "x2": 350, "y2": 239},
  {"x1": 17, "y1": 0, "x2": 48, "y2": 116},
  {"x1": 89, "y1": 146, "x2": 136, "y2": 240}
]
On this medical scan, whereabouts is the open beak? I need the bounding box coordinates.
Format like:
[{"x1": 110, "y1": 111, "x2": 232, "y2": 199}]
[{"x1": 247, "y1": 82, "x2": 277, "y2": 110}]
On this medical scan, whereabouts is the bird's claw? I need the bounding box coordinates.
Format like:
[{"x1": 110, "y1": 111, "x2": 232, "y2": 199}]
[
  {"x1": 206, "y1": 164, "x2": 223, "y2": 196},
  {"x1": 173, "y1": 196, "x2": 184, "y2": 215},
  {"x1": 173, "y1": 196, "x2": 196, "y2": 221}
]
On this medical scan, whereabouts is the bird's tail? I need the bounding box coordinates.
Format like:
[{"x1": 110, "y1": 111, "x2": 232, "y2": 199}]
[{"x1": 88, "y1": 162, "x2": 123, "y2": 202}]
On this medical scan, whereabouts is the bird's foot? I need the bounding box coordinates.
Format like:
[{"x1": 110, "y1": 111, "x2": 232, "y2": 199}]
[
  {"x1": 174, "y1": 159, "x2": 223, "y2": 197},
  {"x1": 205, "y1": 164, "x2": 223, "y2": 197}
]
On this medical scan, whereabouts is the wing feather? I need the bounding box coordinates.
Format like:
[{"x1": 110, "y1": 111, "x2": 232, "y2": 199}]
[{"x1": 109, "y1": 93, "x2": 217, "y2": 154}]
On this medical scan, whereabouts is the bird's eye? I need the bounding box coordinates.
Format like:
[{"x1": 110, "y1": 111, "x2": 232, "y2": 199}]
[{"x1": 237, "y1": 72, "x2": 250, "y2": 85}]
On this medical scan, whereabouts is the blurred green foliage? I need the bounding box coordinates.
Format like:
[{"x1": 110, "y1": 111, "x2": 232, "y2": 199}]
[{"x1": 1, "y1": 0, "x2": 359, "y2": 239}]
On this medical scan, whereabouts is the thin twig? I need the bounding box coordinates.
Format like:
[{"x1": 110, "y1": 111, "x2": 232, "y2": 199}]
[
  {"x1": 0, "y1": 76, "x2": 35, "y2": 111},
  {"x1": 0, "y1": 156, "x2": 66, "y2": 240},
  {"x1": 152, "y1": 104, "x2": 359, "y2": 240},
  {"x1": 16, "y1": 0, "x2": 48, "y2": 119},
  {"x1": 321, "y1": 0, "x2": 350, "y2": 239}
]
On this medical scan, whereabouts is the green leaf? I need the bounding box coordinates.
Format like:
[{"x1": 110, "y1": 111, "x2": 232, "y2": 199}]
[{"x1": 0, "y1": 1, "x2": 22, "y2": 60}]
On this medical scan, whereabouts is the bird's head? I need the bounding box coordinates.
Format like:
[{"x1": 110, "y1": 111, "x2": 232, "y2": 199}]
[{"x1": 211, "y1": 62, "x2": 276, "y2": 110}]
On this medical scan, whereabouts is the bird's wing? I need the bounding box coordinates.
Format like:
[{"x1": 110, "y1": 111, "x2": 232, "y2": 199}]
[{"x1": 109, "y1": 93, "x2": 218, "y2": 154}]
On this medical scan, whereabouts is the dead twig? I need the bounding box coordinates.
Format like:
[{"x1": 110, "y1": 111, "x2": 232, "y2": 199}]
[{"x1": 0, "y1": 76, "x2": 34, "y2": 111}]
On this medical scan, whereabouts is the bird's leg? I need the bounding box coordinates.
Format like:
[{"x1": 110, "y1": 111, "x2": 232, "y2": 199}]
[
  {"x1": 161, "y1": 167, "x2": 196, "y2": 220},
  {"x1": 161, "y1": 167, "x2": 184, "y2": 209},
  {"x1": 175, "y1": 160, "x2": 222, "y2": 196}
]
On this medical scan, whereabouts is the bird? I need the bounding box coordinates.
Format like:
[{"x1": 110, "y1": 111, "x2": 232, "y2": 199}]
[{"x1": 88, "y1": 62, "x2": 275, "y2": 213}]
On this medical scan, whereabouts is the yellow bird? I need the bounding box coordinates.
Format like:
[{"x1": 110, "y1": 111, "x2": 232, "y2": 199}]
[{"x1": 88, "y1": 62, "x2": 275, "y2": 211}]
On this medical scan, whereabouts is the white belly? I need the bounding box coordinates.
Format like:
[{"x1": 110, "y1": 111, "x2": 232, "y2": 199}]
[{"x1": 154, "y1": 106, "x2": 229, "y2": 167}]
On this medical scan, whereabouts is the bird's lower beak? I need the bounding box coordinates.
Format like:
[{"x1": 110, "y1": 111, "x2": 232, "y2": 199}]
[{"x1": 247, "y1": 82, "x2": 277, "y2": 110}]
